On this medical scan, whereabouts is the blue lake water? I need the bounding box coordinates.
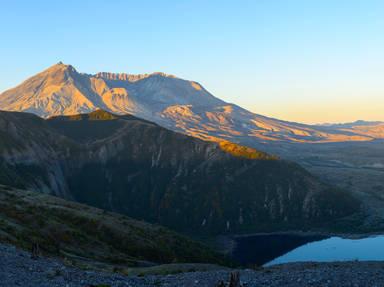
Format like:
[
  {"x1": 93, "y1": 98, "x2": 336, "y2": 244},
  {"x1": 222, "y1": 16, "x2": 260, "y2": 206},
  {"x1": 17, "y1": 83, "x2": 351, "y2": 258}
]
[
  {"x1": 232, "y1": 233, "x2": 327, "y2": 266},
  {"x1": 265, "y1": 235, "x2": 384, "y2": 266}
]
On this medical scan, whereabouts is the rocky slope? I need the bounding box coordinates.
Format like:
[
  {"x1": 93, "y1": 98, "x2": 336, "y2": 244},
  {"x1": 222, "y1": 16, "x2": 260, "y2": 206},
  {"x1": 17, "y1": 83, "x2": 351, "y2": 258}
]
[
  {"x1": 0, "y1": 109, "x2": 358, "y2": 234},
  {"x1": 2, "y1": 242, "x2": 384, "y2": 287},
  {"x1": 1, "y1": 62, "x2": 383, "y2": 143}
]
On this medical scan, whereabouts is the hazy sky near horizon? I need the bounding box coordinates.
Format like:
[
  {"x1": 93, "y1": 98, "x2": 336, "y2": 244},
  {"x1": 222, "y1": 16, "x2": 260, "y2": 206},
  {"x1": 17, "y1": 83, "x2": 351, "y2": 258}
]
[{"x1": 1, "y1": 0, "x2": 383, "y2": 124}]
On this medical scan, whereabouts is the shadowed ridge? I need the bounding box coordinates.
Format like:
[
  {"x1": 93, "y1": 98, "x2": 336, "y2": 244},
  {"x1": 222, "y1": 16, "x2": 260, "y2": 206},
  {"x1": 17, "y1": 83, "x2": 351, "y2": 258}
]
[
  {"x1": 48, "y1": 109, "x2": 157, "y2": 126},
  {"x1": 0, "y1": 109, "x2": 360, "y2": 234},
  {"x1": 218, "y1": 140, "x2": 278, "y2": 160},
  {"x1": 85, "y1": 109, "x2": 119, "y2": 120},
  {"x1": 48, "y1": 109, "x2": 276, "y2": 159},
  {"x1": 49, "y1": 109, "x2": 120, "y2": 121}
]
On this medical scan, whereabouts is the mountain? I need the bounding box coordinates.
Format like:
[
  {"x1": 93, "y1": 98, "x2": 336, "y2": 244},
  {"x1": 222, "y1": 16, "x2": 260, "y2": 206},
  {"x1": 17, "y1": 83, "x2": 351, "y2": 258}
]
[
  {"x1": 0, "y1": 184, "x2": 225, "y2": 269},
  {"x1": 315, "y1": 121, "x2": 384, "y2": 139},
  {"x1": 318, "y1": 120, "x2": 384, "y2": 128},
  {"x1": 0, "y1": 109, "x2": 358, "y2": 234},
  {"x1": 1, "y1": 63, "x2": 383, "y2": 143}
]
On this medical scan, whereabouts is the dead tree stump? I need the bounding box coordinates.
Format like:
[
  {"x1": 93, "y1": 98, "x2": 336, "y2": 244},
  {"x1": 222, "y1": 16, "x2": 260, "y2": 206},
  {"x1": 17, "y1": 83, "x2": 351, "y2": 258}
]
[
  {"x1": 229, "y1": 271, "x2": 241, "y2": 287},
  {"x1": 31, "y1": 242, "x2": 40, "y2": 259}
]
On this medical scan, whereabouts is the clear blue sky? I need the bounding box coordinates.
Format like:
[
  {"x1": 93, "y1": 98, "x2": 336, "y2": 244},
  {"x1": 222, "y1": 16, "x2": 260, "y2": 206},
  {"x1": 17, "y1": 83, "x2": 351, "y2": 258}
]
[{"x1": 1, "y1": 0, "x2": 383, "y2": 123}]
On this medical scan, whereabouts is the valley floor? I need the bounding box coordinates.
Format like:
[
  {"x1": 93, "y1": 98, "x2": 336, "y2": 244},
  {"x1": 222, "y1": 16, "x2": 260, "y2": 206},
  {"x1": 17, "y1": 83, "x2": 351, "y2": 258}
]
[{"x1": 2, "y1": 243, "x2": 384, "y2": 287}]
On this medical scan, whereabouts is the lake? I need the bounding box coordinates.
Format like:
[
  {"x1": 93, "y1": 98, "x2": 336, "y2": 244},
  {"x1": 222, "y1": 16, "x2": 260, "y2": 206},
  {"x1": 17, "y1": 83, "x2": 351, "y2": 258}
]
[
  {"x1": 231, "y1": 234, "x2": 384, "y2": 267},
  {"x1": 266, "y1": 235, "x2": 384, "y2": 266}
]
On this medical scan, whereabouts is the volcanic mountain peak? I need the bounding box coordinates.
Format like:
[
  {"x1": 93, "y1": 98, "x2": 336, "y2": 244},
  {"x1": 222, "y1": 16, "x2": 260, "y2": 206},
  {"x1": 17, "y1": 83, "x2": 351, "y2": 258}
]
[
  {"x1": 42, "y1": 62, "x2": 79, "y2": 79},
  {"x1": 0, "y1": 63, "x2": 383, "y2": 143}
]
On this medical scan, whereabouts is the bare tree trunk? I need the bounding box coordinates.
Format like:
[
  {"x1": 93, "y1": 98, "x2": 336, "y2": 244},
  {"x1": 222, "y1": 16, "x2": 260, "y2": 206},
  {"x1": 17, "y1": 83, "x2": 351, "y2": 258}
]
[
  {"x1": 229, "y1": 271, "x2": 241, "y2": 287},
  {"x1": 31, "y1": 242, "x2": 40, "y2": 259}
]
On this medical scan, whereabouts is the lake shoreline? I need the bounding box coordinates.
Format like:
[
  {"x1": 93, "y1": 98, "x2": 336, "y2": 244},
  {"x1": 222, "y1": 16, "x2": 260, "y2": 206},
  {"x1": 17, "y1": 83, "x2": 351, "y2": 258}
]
[
  {"x1": 220, "y1": 231, "x2": 384, "y2": 266},
  {"x1": 229, "y1": 230, "x2": 384, "y2": 240}
]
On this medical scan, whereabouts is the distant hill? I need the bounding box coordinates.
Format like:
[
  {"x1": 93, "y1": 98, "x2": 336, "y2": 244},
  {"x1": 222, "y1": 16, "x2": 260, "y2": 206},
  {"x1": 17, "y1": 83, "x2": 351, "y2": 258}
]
[
  {"x1": 0, "y1": 110, "x2": 359, "y2": 234},
  {"x1": 318, "y1": 120, "x2": 384, "y2": 128},
  {"x1": 0, "y1": 63, "x2": 383, "y2": 143}
]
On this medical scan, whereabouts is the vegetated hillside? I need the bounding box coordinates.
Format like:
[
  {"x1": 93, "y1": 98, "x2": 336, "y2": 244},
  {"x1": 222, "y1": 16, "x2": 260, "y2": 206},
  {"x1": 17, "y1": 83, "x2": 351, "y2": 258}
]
[
  {"x1": 0, "y1": 110, "x2": 359, "y2": 234},
  {"x1": 0, "y1": 184, "x2": 226, "y2": 269},
  {"x1": 1, "y1": 62, "x2": 383, "y2": 143}
]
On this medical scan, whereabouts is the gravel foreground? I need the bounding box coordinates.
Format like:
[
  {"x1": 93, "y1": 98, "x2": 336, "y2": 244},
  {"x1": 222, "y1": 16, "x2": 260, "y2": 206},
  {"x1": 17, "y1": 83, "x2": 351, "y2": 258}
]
[{"x1": 2, "y1": 243, "x2": 384, "y2": 287}]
